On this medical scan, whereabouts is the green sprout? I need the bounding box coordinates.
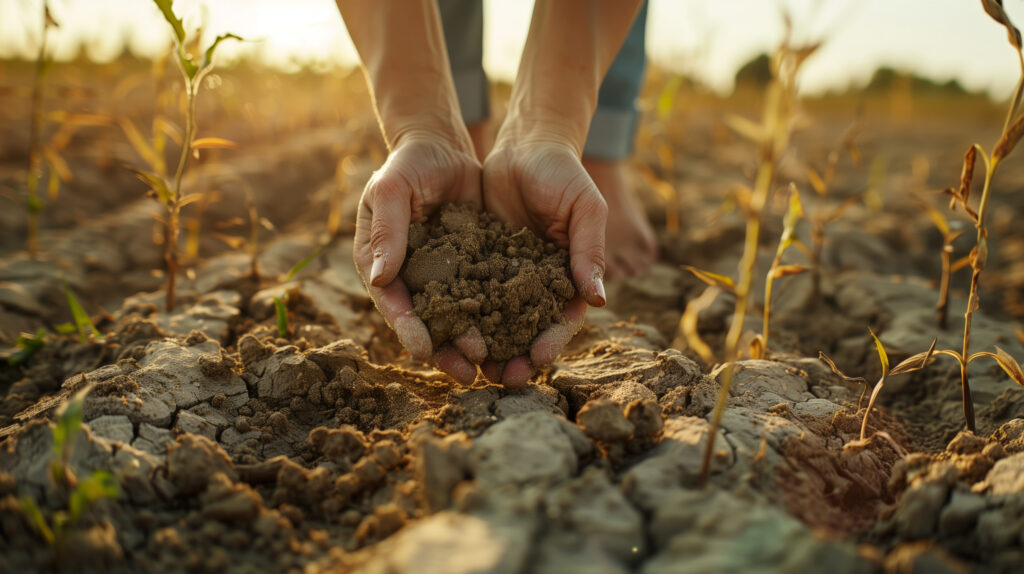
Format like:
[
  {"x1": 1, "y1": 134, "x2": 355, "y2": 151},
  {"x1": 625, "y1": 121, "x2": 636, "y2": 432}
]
[
  {"x1": 20, "y1": 388, "x2": 119, "y2": 549},
  {"x1": 134, "y1": 0, "x2": 241, "y2": 312},
  {"x1": 62, "y1": 281, "x2": 102, "y2": 343}
]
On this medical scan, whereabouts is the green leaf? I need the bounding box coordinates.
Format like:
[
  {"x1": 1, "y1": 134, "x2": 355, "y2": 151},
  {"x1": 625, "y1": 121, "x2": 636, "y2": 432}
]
[
  {"x1": 152, "y1": 0, "x2": 186, "y2": 44},
  {"x1": 130, "y1": 169, "x2": 173, "y2": 206},
  {"x1": 201, "y1": 33, "x2": 243, "y2": 71},
  {"x1": 52, "y1": 396, "x2": 84, "y2": 458},
  {"x1": 274, "y1": 297, "x2": 288, "y2": 339},
  {"x1": 177, "y1": 50, "x2": 199, "y2": 81},
  {"x1": 285, "y1": 244, "x2": 324, "y2": 281},
  {"x1": 19, "y1": 497, "x2": 54, "y2": 545},
  {"x1": 54, "y1": 322, "x2": 77, "y2": 335},
  {"x1": 69, "y1": 470, "x2": 119, "y2": 522},
  {"x1": 62, "y1": 281, "x2": 101, "y2": 343},
  {"x1": 8, "y1": 329, "x2": 47, "y2": 367},
  {"x1": 868, "y1": 328, "x2": 890, "y2": 376}
]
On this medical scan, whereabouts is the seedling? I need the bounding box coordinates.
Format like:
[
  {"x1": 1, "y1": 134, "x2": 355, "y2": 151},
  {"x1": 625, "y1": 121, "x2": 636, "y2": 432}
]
[
  {"x1": 5, "y1": 329, "x2": 48, "y2": 367},
  {"x1": 821, "y1": 331, "x2": 937, "y2": 440},
  {"x1": 135, "y1": 0, "x2": 241, "y2": 312},
  {"x1": 758, "y1": 184, "x2": 809, "y2": 356},
  {"x1": 20, "y1": 387, "x2": 119, "y2": 550},
  {"x1": 62, "y1": 281, "x2": 102, "y2": 343},
  {"x1": 274, "y1": 244, "x2": 325, "y2": 339},
  {"x1": 211, "y1": 176, "x2": 273, "y2": 280},
  {"x1": 691, "y1": 20, "x2": 820, "y2": 485},
  {"x1": 914, "y1": 194, "x2": 968, "y2": 329},
  {"x1": 939, "y1": 0, "x2": 1024, "y2": 431},
  {"x1": 24, "y1": 2, "x2": 58, "y2": 258}
]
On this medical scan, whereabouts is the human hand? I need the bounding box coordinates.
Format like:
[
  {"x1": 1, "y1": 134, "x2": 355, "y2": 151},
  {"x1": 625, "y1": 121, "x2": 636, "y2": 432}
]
[
  {"x1": 479, "y1": 124, "x2": 609, "y2": 388},
  {"x1": 353, "y1": 132, "x2": 487, "y2": 384}
]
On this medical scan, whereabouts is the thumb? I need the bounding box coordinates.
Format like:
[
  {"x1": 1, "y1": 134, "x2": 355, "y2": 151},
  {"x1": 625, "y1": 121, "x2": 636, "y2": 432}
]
[
  {"x1": 364, "y1": 172, "x2": 412, "y2": 287},
  {"x1": 567, "y1": 186, "x2": 608, "y2": 307}
]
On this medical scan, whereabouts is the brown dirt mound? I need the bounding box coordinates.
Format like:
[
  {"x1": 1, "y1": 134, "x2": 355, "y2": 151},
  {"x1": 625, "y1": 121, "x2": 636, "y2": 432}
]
[{"x1": 401, "y1": 204, "x2": 575, "y2": 361}]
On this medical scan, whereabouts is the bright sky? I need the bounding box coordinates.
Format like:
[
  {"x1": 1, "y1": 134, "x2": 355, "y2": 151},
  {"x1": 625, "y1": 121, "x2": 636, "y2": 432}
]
[{"x1": 2, "y1": 0, "x2": 1023, "y2": 97}]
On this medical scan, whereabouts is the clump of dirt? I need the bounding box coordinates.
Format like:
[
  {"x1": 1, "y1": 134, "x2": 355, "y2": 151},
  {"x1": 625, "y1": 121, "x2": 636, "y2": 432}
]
[{"x1": 400, "y1": 204, "x2": 575, "y2": 361}]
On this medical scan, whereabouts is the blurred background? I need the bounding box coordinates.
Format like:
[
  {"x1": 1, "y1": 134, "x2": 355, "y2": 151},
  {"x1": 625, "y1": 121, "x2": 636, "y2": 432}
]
[{"x1": 1, "y1": 0, "x2": 1023, "y2": 97}]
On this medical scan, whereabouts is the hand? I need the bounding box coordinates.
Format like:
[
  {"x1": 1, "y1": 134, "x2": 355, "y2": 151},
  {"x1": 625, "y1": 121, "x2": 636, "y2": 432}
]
[
  {"x1": 480, "y1": 128, "x2": 609, "y2": 389},
  {"x1": 353, "y1": 133, "x2": 486, "y2": 384}
]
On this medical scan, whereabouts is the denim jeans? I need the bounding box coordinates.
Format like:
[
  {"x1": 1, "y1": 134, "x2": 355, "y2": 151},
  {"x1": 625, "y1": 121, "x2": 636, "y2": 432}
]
[{"x1": 437, "y1": 0, "x2": 648, "y2": 160}]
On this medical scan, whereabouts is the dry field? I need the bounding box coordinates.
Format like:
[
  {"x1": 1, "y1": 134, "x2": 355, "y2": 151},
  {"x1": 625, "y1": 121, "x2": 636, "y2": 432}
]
[{"x1": 1, "y1": 20, "x2": 1024, "y2": 574}]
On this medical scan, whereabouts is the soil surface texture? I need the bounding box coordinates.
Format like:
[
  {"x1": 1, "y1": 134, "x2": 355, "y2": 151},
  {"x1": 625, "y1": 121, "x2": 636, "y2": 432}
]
[{"x1": 401, "y1": 204, "x2": 575, "y2": 361}]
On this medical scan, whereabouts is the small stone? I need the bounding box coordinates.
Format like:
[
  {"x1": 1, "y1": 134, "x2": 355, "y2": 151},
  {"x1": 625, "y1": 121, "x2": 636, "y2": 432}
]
[
  {"x1": 624, "y1": 399, "x2": 663, "y2": 437},
  {"x1": 269, "y1": 412, "x2": 288, "y2": 435}
]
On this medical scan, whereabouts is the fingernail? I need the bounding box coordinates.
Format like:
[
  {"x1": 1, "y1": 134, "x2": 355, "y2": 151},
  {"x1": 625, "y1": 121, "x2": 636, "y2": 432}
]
[
  {"x1": 592, "y1": 266, "x2": 606, "y2": 306},
  {"x1": 370, "y1": 253, "x2": 386, "y2": 286}
]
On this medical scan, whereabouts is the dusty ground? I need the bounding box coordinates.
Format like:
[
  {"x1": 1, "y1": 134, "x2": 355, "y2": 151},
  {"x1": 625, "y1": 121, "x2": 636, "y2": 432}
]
[{"x1": 1, "y1": 61, "x2": 1024, "y2": 573}]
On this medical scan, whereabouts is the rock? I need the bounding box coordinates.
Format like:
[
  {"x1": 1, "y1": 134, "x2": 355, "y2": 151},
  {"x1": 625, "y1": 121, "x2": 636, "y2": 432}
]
[
  {"x1": 86, "y1": 415, "x2": 134, "y2": 444},
  {"x1": 552, "y1": 348, "x2": 703, "y2": 399},
  {"x1": 977, "y1": 508, "x2": 1019, "y2": 551},
  {"x1": 355, "y1": 511, "x2": 534, "y2": 574},
  {"x1": 166, "y1": 434, "x2": 238, "y2": 496},
  {"x1": 790, "y1": 398, "x2": 844, "y2": 418},
  {"x1": 306, "y1": 339, "x2": 364, "y2": 379},
  {"x1": 938, "y1": 490, "x2": 986, "y2": 537},
  {"x1": 883, "y1": 542, "x2": 970, "y2": 574},
  {"x1": 983, "y1": 452, "x2": 1024, "y2": 495},
  {"x1": 543, "y1": 467, "x2": 645, "y2": 565},
  {"x1": 470, "y1": 412, "x2": 582, "y2": 491},
  {"x1": 577, "y1": 399, "x2": 634, "y2": 443}
]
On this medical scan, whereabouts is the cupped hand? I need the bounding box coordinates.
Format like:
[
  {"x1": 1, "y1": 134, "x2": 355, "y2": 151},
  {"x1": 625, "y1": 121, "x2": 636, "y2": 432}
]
[
  {"x1": 480, "y1": 135, "x2": 609, "y2": 389},
  {"x1": 353, "y1": 132, "x2": 486, "y2": 384}
]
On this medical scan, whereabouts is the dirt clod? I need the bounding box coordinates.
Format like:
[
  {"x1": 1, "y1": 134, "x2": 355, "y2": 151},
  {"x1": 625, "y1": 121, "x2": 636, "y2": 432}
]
[{"x1": 401, "y1": 204, "x2": 575, "y2": 361}]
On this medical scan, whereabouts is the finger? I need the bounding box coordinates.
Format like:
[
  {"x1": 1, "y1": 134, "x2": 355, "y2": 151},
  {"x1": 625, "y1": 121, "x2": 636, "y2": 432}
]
[
  {"x1": 436, "y1": 347, "x2": 478, "y2": 385},
  {"x1": 501, "y1": 357, "x2": 534, "y2": 390},
  {"x1": 454, "y1": 327, "x2": 488, "y2": 364},
  {"x1": 371, "y1": 278, "x2": 433, "y2": 361},
  {"x1": 567, "y1": 188, "x2": 608, "y2": 307},
  {"x1": 480, "y1": 361, "x2": 502, "y2": 386},
  {"x1": 364, "y1": 172, "x2": 412, "y2": 287},
  {"x1": 530, "y1": 296, "x2": 587, "y2": 367}
]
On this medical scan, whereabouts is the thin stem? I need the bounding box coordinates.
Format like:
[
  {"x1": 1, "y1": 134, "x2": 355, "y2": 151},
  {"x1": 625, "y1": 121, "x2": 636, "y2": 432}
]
[
  {"x1": 699, "y1": 161, "x2": 772, "y2": 483},
  {"x1": 165, "y1": 80, "x2": 197, "y2": 312},
  {"x1": 959, "y1": 162, "x2": 994, "y2": 432},
  {"x1": 26, "y1": 3, "x2": 50, "y2": 258},
  {"x1": 936, "y1": 236, "x2": 952, "y2": 329},
  {"x1": 762, "y1": 249, "x2": 786, "y2": 352},
  {"x1": 1002, "y1": 49, "x2": 1024, "y2": 135}
]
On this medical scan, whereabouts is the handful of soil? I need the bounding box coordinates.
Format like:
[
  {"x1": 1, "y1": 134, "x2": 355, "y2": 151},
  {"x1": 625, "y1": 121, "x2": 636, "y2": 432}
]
[{"x1": 400, "y1": 204, "x2": 575, "y2": 362}]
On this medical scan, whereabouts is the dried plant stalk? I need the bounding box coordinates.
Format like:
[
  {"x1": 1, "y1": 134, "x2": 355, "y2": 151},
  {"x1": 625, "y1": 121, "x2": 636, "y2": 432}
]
[
  {"x1": 942, "y1": 1, "x2": 1024, "y2": 431},
  {"x1": 699, "y1": 29, "x2": 820, "y2": 485}
]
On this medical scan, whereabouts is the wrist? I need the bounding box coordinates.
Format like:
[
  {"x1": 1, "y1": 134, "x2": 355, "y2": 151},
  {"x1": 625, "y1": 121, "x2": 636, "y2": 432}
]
[{"x1": 495, "y1": 102, "x2": 589, "y2": 157}]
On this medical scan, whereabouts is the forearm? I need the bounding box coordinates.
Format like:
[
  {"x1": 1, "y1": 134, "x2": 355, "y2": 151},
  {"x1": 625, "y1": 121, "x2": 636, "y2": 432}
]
[
  {"x1": 505, "y1": 0, "x2": 644, "y2": 153},
  {"x1": 335, "y1": 0, "x2": 472, "y2": 151}
]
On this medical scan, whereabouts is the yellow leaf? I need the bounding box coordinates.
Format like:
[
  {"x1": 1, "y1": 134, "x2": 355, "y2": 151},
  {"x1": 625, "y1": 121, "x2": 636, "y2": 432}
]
[
  {"x1": 771, "y1": 265, "x2": 809, "y2": 280},
  {"x1": 724, "y1": 114, "x2": 765, "y2": 144},
  {"x1": 679, "y1": 286, "x2": 721, "y2": 364},
  {"x1": 806, "y1": 167, "x2": 827, "y2": 196},
  {"x1": 868, "y1": 328, "x2": 889, "y2": 376},
  {"x1": 191, "y1": 137, "x2": 238, "y2": 150},
  {"x1": 683, "y1": 266, "x2": 736, "y2": 294}
]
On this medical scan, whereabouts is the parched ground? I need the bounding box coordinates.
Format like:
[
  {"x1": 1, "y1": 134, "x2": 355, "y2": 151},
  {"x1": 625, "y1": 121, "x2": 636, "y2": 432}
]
[{"x1": 1, "y1": 63, "x2": 1024, "y2": 573}]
